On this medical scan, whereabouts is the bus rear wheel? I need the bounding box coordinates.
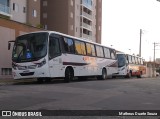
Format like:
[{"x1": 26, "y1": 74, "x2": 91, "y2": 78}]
[
  {"x1": 97, "y1": 68, "x2": 107, "y2": 80},
  {"x1": 64, "y1": 67, "x2": 74, "y2": 83},
  {"x1": 137, "y1": 71, "x2": 142, "y2": 78}
]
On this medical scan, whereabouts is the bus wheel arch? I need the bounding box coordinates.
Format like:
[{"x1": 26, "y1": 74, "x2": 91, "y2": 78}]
[{"x1": 64, "y1": 66, "x2": 74, "y2": 83}]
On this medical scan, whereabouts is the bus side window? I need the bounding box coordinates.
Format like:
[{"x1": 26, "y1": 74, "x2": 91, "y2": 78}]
[
  {"x1": 49, "y1": 36, "x2": 61, "y2": 59},
  {"x1": 62, "y1": 37, "x2": 74, "y2": 54},
  {"x1": 132, "y1": 56, "x2": 135, "y2": 64},
  {"x1": 110, "y1": 49, "x2": 116, "y2": 59},
  {"x1": 96, "y1": 45, "x2": 104, "y2": 57},
  {"x1": 104, "y1": 47, "x2": 111, "y2": 58},
  {"x1": 126, "y1": 55, "x2": 129, "y2": 64},
  {"x1": 75, "y1": 40, "x2": 86, "y2": 55}
]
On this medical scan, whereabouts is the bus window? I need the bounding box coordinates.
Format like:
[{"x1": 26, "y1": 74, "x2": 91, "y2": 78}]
[
  {"x1": 140, "y1": 59, "x2": 143, "y2": 65},
  {"x1": 138, "y1": 58, "x2": 141, "y2": 64},
  {"x1": 132, "y1": 56, "x2": 135, "y2": 64},
  {"x1": 49, "y1": 36, "x2": 61, "y2": 59},
  {"x1": 104, "y1": 47, "x2": 111, "y2": 58},
  {"x1": 117, "y1": 54, "x2": 126, "y2": 67},
  {"x1": 75, "y1": 40, "x2": 86, "y2": 55},
  {"x1": 96, "y1": 45, "x2": 104, "y2": 57},
  {"x1": 126, "y1": 55, "x2": 129, "y2": 64},
  {"x1": 91, "y1": 44, "x2": 96, "y2": 56},
  {"x1": 135, "y1": 57, "x2": 138, "y2": 64},
  {"x1": 86, "y1": 43, "x2": 92, "y2": 55},
  {"x1": 86, "y1": 43, "x2": 96, "y2": 56},
  {"x1": 110, "y1": 49, "x2": 116, "y2": 59},
  {"x1": 128, "y1": 55, "x2": 132, "y2": 63},
  {"x1": 63, "y1": 37, "x2": 74, "y2": 54}
]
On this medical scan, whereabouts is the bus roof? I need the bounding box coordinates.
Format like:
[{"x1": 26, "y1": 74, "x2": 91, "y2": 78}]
[
  {"x1": 18, "y1": 30, "x2": 115, "y2": 50},
  {"x1": 116, "y1": 52, "x2": 144, "y2": 59}
]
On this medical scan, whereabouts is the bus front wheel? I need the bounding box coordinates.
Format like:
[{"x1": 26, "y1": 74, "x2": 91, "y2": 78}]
[
  {"x1": 37, "y1": 78, "x2": 44, "y2": 83},
  {"x1": 64, "y1": 67, "x2": 74, "y2": 83}
]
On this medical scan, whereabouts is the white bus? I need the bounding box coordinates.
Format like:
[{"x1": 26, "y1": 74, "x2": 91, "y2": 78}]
[
  {"x1": 114, "y1": 52, "x2": 146, "y2": 78},
  {"x1": 8, "y1": 31, "x2": 118, "y2": 82}
]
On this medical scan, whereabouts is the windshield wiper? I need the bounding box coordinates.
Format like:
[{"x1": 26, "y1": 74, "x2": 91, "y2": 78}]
[{"x1": 15, "y1": 42, "x2": 26, "y2": 62}]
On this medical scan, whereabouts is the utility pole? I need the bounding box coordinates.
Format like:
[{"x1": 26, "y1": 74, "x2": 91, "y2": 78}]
[
  {"x1": 154, "y1": 42, "x2": 156, "y2": 63},
  {"x1": 153, "y1": 42, "x2": 160, "y2": 77},
  {"x1": 139, "y1": 29, "x2": 142, "y2": 57}
]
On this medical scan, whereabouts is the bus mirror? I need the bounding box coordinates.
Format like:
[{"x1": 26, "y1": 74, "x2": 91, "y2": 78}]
[
  {"x1": 8, "y1": 40, "x2": 15, "y2": 50},
  {"x1": 8, "y1": 42, "x2": 11, "y2": 50}
]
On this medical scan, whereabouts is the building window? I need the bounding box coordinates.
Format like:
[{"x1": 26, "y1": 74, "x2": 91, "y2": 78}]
[
  {"x1": 1, "y1": 68, "x2": 12, "y2": 75},
  {"x1": 43, "y1": 1, "x2": 47, "y2": 6},
  {"x1": 99, "y1": 26, "x2": 101, "y2": 31},
  {"x1": 70, "y1": 25, "x2": 73, "y2": 30},
  {"x1": 33, "y1": 9, "x2": 37, "y2": 17},
  {"x1": 43, "y1": 13, "x2": 47, "y2": 18},
  {"x1": 70, "y1": 12, "x2": 73, "y2": 18},
  {"x1": 71, "y1": 0, "x2": 73, "y2": 6},
  {"x1": 13, "y1": 3, "x2": 19, "y2": 12},
  {"x1": 23, "y1": 7, "x2": 26, "y2": 13},
  {"x1": 44, "y1": 25, "x2": 47, "y2": 29}
]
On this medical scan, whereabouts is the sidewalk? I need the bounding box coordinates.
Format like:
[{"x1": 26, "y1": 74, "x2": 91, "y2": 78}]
[{"x1": 0, "y1": 77, "x2": 36, "y2": 84}]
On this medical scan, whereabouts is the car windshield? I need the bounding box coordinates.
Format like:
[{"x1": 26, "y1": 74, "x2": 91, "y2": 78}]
[
  {"x1": 12, "y1": 33, "x2": 48, "y2": 63},
  {"x1": 117, "y1": 54, "x2": 126, "y2": 67}
]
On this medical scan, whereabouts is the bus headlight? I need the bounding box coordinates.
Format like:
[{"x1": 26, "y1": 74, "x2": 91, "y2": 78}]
[{"x1": 37, "y1": 59, "x2": 46, "y2": 68}]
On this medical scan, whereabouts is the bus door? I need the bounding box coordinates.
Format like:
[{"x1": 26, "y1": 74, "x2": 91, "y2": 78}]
[{"x1": 48, "y1": 34, "x2": 62, "y2": 77}]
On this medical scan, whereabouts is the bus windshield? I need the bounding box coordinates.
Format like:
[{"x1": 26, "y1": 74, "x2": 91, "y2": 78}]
[
  {"x1": 12, "y1": 33, "x2": 48, "y2": 63},
  {"x1": 117, "y1": 54, "x2": 126, "y2": 67}
]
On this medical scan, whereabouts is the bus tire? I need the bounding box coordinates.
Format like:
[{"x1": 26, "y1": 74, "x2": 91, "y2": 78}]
[
  {"x1": 137, "y1": 71, "x2": 142, "y2": 78},
  {"x1": 45, "y1": 78, "x2": 51, "y2": 83},
  {"x1": 97, "y1": 68, "x2": 107, "y2": 80},
  {"x1": 64, "y1": 67, "x2": 74, "y2": 83},
  {"x1": 125, "y1": 72, "x2": 131, "y2": 78},
  {"x1": 37, "y1": 78, "x2": 44, "y2": 83}
]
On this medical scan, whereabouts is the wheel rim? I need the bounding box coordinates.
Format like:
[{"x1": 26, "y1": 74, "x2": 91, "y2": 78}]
[{"x1": 102, "y1": 69, "x2": 106, "y2": 79}]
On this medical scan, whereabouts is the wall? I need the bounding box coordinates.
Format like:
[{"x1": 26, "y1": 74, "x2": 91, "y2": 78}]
[{"x1": 0, "y1": 17, "x2": 40, "y2": 78}]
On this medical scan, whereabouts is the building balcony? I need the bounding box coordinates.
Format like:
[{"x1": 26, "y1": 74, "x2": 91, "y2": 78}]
[
  {"x1": 80, "y1": 22, "x2": 92, "y2": 31},
  {"x1": 81, "y1": 11, "x2": 92, "y2": 20},
  {"x1": 0, "y1": 3, "x2": 11, "y2": 17},
  {"x1": 80, "y1": 33, "x2": 92, "y2": 41}
]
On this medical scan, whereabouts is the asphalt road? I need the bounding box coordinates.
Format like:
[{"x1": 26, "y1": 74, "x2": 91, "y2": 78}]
[{"x1": 0, "y1": 77, "x2": 160, "y2": 119}]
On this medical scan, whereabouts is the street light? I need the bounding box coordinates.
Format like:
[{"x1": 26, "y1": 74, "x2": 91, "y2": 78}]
[{"x1": 128, "y1": 49, "x2": 131, "y2": 54}]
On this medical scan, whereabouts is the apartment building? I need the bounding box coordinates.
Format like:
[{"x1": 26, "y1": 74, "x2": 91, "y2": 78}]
[
  {"x1": 0, "y1": 0, "x2": 102, "y2": 42},
  {"x1": 0, "y1": 0, "x2": 40, "y2": 25},
  {"x1": 27, "y1": 0, "x2": 40, "y2": 26},
  {"x1": 0, "y1": 0, "x2": 27, "y2": 23},
  {"x1": 0, "y1": 0, "x2": 102, "y2": 77},
  {"x1": 40, "y1": 0, "x2": 102, "y2": 43}
]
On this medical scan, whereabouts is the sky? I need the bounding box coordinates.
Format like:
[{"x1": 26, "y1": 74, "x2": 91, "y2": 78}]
[{"x1": 102, "y1": 0, "x2": 160, "y2": 61}]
